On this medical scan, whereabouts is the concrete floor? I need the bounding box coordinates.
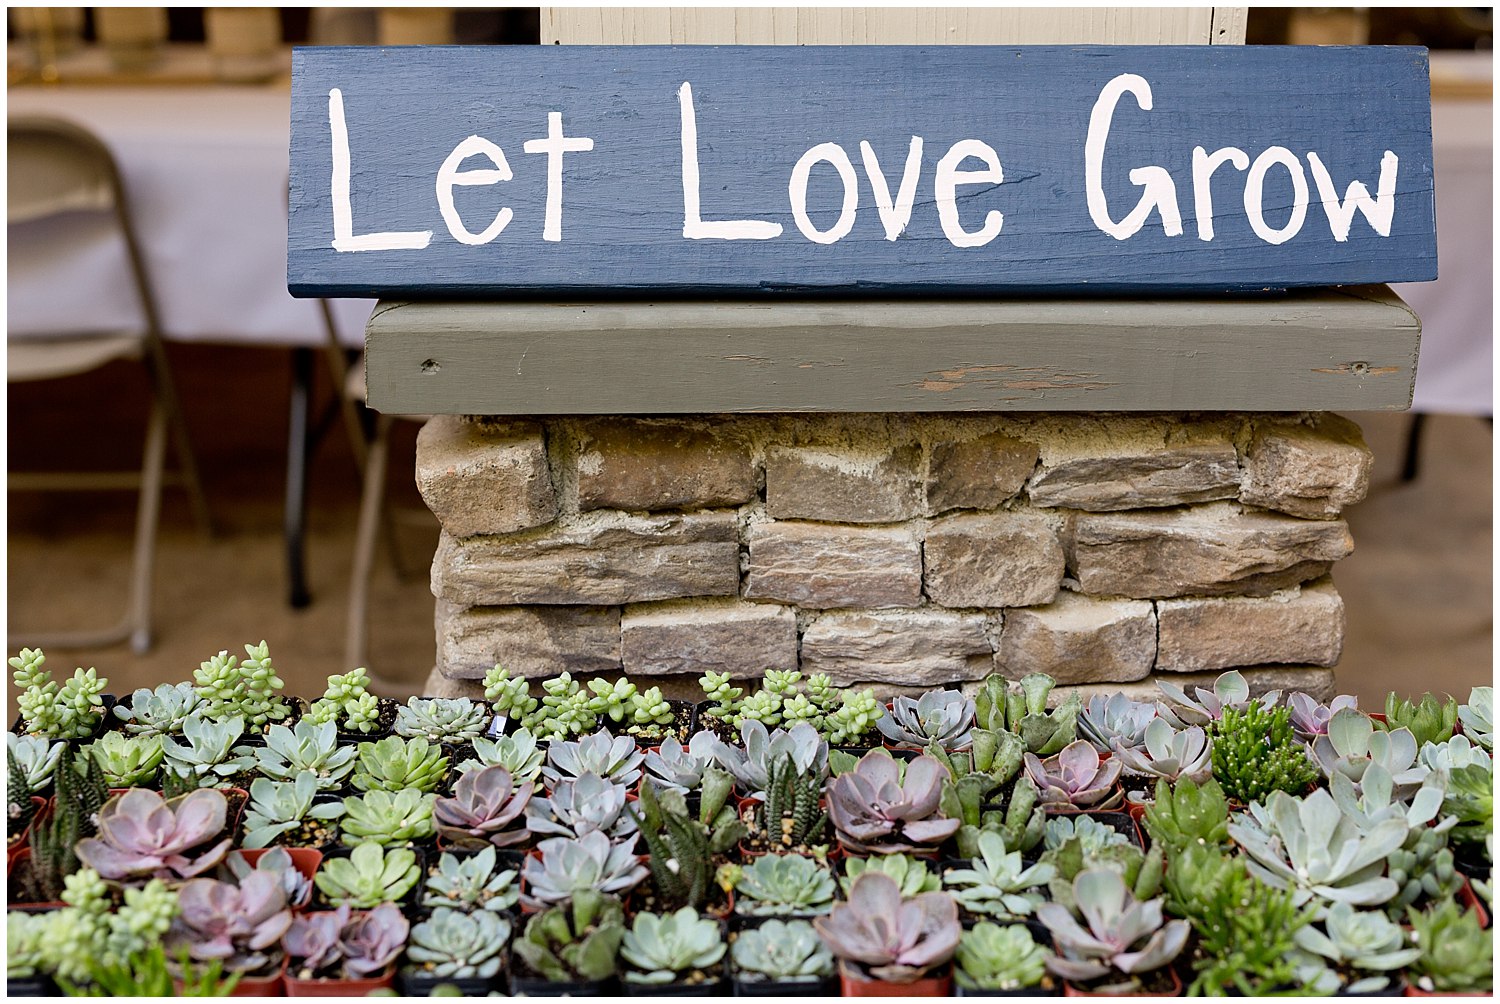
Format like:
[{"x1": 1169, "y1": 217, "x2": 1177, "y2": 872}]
[{"x1": 6, "y1": 343, "x2": 1492, "y2": 708}]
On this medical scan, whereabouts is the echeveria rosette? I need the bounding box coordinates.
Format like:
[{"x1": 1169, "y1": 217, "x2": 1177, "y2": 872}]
[
  {"x1": 1023, "y1": 740, "x2": 1125, "y2": 810},
  {"x1": 432, "y1": 764, "x2": 533, "y2": 849},
  {"x1": 813, "y1": 872, "x2": 961, "y2": 984},
  {"x1": 1037, "y1": 869, "x2": 1189, "y2": 994},
  {"x1": 1287, "y1": 692, "x2": 1360, "y2": 743},
  {"x1": 1155, "y1": 669, "x2": 1277, "y2": 729},
  {"x1": 1112, "y1": 718, "x2": 1211, "y2": 786},
  {"x1": 75, "y1": 787, "x2": 232, "y2": 883},
  {"x1": 165, "y1": 870, "x2": 293, "y2": 975},
  {"x1": 827, "y1": 750, "x2": 960, "y2": 855},
  {"x1": 524, "y1": 772, "x2": 636, "y2": 842},
  {"x1": 1078, "y1": 693, "x2": 1159, "y2": 756}
]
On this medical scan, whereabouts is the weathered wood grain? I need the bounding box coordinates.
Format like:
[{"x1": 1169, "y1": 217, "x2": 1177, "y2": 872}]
[{"x1": 362, "y1": 285, "x2": 1420, "y2": 415}]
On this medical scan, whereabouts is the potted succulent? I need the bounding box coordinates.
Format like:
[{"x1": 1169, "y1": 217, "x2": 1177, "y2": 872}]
[
  {"x1": 164, "y1": 870, "x2": 294, "y2": 995},
  {"x1": 973, "y1": 673, "x2": 1079, "y2": 756},
  {"x1": 1210, "y1": 701, "x2": 1321, "y2": 806},
  {"x1": 240, "y1": 774, "x2": 346, "y2": 850},
  {"x1": 191, "y1": 642, "x2": 300, "y2": 735},
  {"x1": 729, "y1": 918, "x2": 836, "y2": 996},
  {"x1": 282, "y1": 902, "x2": 409, "y2": 996},
  {"x1": 943, "y1": 830, "x2": 1056, "y2": 922},
  {"x1": 341, "y1": 788, "x2": 437, "y2": 847},
  {"x1": 160, "y1": 715, "x2": 256, "y2": 790},
  {"x1": 815, "y1": 871, "x2": 961, "y2": 996},
  {"x1": 1077, "y1": 694, "x2": 1158, "y2": 759},
  {"x1": 421, "y1": 845, "x2": 520, "y2": 914},
  {"x1": 10, "y1": 649, "x2": 110, "y2": 741},
  {"x1": 241, "y1": 719, "x2": 358, "y2": 791},
  {"x1": 1291, "y1": 902, "x2": 1418, "y2": 996},
  {"x1": 455, "y1": 728, "x2": 545, "y2": 784},
  {"x1": 619, "y1": 906, "x2": 727, "y2": 995},
  {"x1": 1287, "y1": 691, "x2": 1361, "y2": 742},
  {"x1": 954, "y1": 921, "x2": 1057, "y2": 996},
  {"x1": 643, "y1": 732, "x2": 720, "y2": 795},
  {"x1": 7, "y1": 753, "x2": 45, "y2": 856},
  {"x1": 826, "y1": 750, "x2": 960, "y2": 856},
  {"x1": 521, "y1": 830, "x2": 650, "y2": 910},
  {"x1": 877, "y1": 690, "x2": 977, "y2": 751},
  {"x1": 431, "y1": 763, "x2": 532, "y2": 848},
  {"x1": 350, "y1": 736, "x2": 450, "y2": 794},
  {"x1": 304, "y1": 667, "x2": 399, "y2": 741},
  {"x1": 524, "y1": 771, "x2": 635, "y2": 843},
  {"x1": 1138, "y1": 776, "x2": 1230, "y2": 854},
  {"x1": 1036, "y1": 868, "x2": 1188, "y2": 996},
  {"x1": 112, "y1": 681, "x2": 204, "y2": 738},
  {"x1": 9, "y1": 744, "x2": 106, "y2": 907},
  {"x1": 511, "y1": 889, "x2": 626, "y2": 996},
  {"x1": 401, "y1": 906, "x2": 512, "y2": 996},
  {"x1": 394, "y1": 696, "x2": 493, "y2": 746},
  {"x1": 543, "y1": 727, "x2": 646, "y2": 788},
  {"x1": 7, "y1": 907, "x2": 57, "y2": 996},
  {"x1": 223, "y1": 845, "x2": 320, "y2": 910},
  {"x1": 1403, "y1": 899, "x2": 1493, "y2": 995},
  {"x1": 628, "y1": 779, "x2": 744, "y2": 916},
  {"x1": 1374, "y1": 693, "x2": 1458, "y2": 746},
  {"x1": 1024, "y1": 740, "x2": 1125, "y2": 812},
  {"x1": 842, "y1": 853, "x2": 943, "y2": 896},
  {"x1": 313, "y1": 841, "x2": 421, "y2": 909},
  {"x1": 8, "y1": 734, "x2": 63, "y2": 797},
  {"x1": 74, "y1": 787, "x2": 233, "y2": 883},
  {"x1": 728, "y1": 852, "x2": 836, "y2": 919}
]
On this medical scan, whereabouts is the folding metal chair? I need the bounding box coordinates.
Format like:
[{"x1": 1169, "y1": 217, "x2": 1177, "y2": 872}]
[{"x1": 8, "y1": 115, "x2": 211, "y2": 654}]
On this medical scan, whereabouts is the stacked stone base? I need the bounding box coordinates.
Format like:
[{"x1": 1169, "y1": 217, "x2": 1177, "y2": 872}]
[{"x1": 419, "y1": 412, "x2": 1370, "y2": 704}]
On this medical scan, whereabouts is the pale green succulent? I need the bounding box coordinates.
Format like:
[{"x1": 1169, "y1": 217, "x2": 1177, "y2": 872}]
[
  {"x1": 11, "y1": 649, "x2": 107, "y2": 740},
  {"x1": 351, "y1": 736, "x2": 449, "y2": 794},
  {"x1": 621, "y1": 907, "x2": 726, "y2": 985},
  {"x1": 1112, "y1": 718, "x2": 1211, "y2": 785},
  {"x1": 341, "y1": 789, "x2": 437, "y2": 846},
  {"x1": 644, "y1": 732, "x2": 718, "y2": 793},
  {"x1": 1042, "y1": 813, "x2": 1133, "y2": 854},
  {"x1": 8, "y1": 907, "x2": 50, "y2": 977},
  {"x1": 945, "y1": 830, "x2": 1056, "y2": 919},
  {"x1": 456, "y1": 730, "x2": 544, "y2": 784},
  {"x1": 585, "y1": 678, "x2": 638, "y2": 724},
  {"x1": 192, "y1": 642, "x2": 288, "y2": 728},
  {"x1": 422, "y1": 847, "x2": 519, "y2": 913},
  {"x1": 542, "y1": 728, "x2": 644, "y2": 788},
  {"x1": 308, "y1": 666, "x2": 384, "y2": 734},
  {"x1": 314, "y1": 842, "x2": 421, "y2": 908},
  {"x1": 822, "y1": 688, "x2": 883, "y2": 745},
  {"x1": 84, "y1": 731, "x2": 165, "y2": 787},
  {"x1": 1293, "y1": 903, "x2": 1420, "y2": 994},
  {"x1": 520, "y1": 831, "x2": 650, "y2": 908},
  {"x1": 160, "y1": 714, "x2": 254, "y2": 787},
  {"x1": 482, "y1": 665, "x2": 538, "y2": 722},
  {"x1": 395, "y1": 697, "x2": 490, "y2": 744},
  {"x1": 1459, "y1": 686, "x2": 1493, "y2": 751},
  {"x1": 531, "y1": 673, "x2": 598, "y2": 739},
  {"x1": 6, "y1": 733, "x2": 62, "y2": 793},
  {"x1": 841, "y1": 854, "x2": 942, "y2": 896},
  {"x1": 737, "y1": 689, "x2": 784, "y2": 729},
  {"x1": 1330, "y1": 766, "x2": 1461, "y2": 914},
  {"x1": 406, "y1": 908, "x2": 511, "y2": 980},
  {"x1": 1419, "y1": 734, "x2": 1492, "y2": 772},
  {"x1": 241, "y1": 774, "x2": 346, "y2": 849},
  {"x1": 626, "y1": 686, "x2": 675, "y2": 737},
  {"x1": 1038, "y1": 869, "x2": 1189, "y2": 994},
  {"x1": 1377, "y1": 692, "x2": 1460, "y2": 748},
  {"x1": 243, "y1": 718, "x2": 358, "y2": 790},
  {"x1": 730, "y1": 920, "x2": 833, "y2": 984},
  {"x1": 974, "y1": 672, "x2": 1080, "y2": 756},
  {"x1": 1312, "y1": 708, "x2": 1429, "y2": 796},
  {"x1": 955, "y1": 922, "x2": 1050, "y2": 992},
  {"x1": 698, "y1": 671, "x2": 744, "y2": 726},
  {"x1": 41, "y1": 868, "x2": 180, "y2": 983},
  {"x1": 733, "y1": 853, "x2": 836, "y2": 916},
  {"x1": 113, "y1": 683, "x2": 203, "y2": 737}
]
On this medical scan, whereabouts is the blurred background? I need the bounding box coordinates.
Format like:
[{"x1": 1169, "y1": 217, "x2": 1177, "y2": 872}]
[{"x1": 7, "y1": 7, "x2": 1492, "y2": 709}]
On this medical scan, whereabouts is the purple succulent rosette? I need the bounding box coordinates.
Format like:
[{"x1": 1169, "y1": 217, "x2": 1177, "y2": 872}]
[
  {"x1": 433, "y1": 763, "x2": 533, "y2": 848},
  {"x1": 1023, "y1": 740, "x2": 1125, "y2": 810},
  {"x1": 74, "y1": 787, "x2": 233, "y2": 882},
  {"x1": 814, "y1": 872, "x2": 961, "y2": 983},
  {"x1": 826, "y1": 751, "x2": 960, "y2": 855},
  {"x1": 166, "y1": 870, "x2": 294, "y2": 975}
]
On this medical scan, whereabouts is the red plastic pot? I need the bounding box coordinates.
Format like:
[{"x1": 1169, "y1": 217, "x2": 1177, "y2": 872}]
[
  {"x1": 174, "y1": 957, "x2": 286, "y2": 997},
  {"x1": 284, "y1": 964, "x2": 396, "y2": 996},
  {"x1": 839, "y1": 963, "x2": 952, "y2": 997},
  {"x1": 1457, "y1": 876, "x2": 1490, "y2": 929},
  {"x1": 1062, "y1": 967, "x2": 1183, "y2": 997},
  {"x1": 7, "y1": 796, "x2": 47, "y2": 861}
]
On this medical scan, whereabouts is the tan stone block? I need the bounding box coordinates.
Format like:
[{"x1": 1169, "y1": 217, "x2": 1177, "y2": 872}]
[
  {"x1": 1052, "y1": 667, "x2": 1338, "y2": 706},
  {"x1": 1155, "y1": 578, "x2": 1344, "y2": 672},
  {"x1": 431, "y1": 511, "x2": 741, "y2": 605},
  {"x1": 576, "y1": 418, "x2": 757, "y2": 512},
  {"x1": 996, "y1": 592, "x2": 1156, "y2": 684},
  {"x1": 1028, "y1": 443, "x2": 1241, "y2": 511},
  {"x1": 800, "y1": 609, "x2": 994, "y2": 685},
  {"x1": 743, "y1": 522, "x2": 922, "y2": 609},
  {"x1": 414, "y1": 416, "x2": 557, "y2": 537},
  {"x1": 435, "y1": 601, "x2": 622, "y2": 679},
  {"x1": 924, "y1": 512, "x2": 1064, "y2": 608},
  {"x1": 765, "y1": 445, "x2": 923, "y2": 523},
  {"x1": 1072, "y1": 503, "x2": 1353, "y2": 599},
  {"x1": 926, "y1": 433, "x2": 1039, "y2": 514},
  {"x1": 1240, "y1": 415, "x2": 1373, "y2": 518},
  {"x1": 621, "y1": 601, "x2": 798, "y2": 677}
]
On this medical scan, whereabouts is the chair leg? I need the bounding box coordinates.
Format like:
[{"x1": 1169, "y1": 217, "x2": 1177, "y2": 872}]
[
  {"x1": 1401, "y1": 412, "x2": 1427, "y2": 483},
  {"x1": 285, "y1": 347, "x2": 314, "y2": 609},
  {"x1": 128, "y1": 402, "x2": 169, "y2": 654},
  {"x1": 346, "y1": 413, "x2": 394, "y2": 674}
]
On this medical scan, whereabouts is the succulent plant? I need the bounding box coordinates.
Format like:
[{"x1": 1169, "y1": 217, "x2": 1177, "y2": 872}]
[
  {"x1": 422, "y1": 846, "x2": 519, "y2": 913},
  {"x1": 82, "y1": 730, "x2": 165, "y2": 787},
  {"x1": 1329, "y1": 765, "x2": 1461, "y2": 914},
  {"x1": 1376, "y1": 691, "x2": 1459, "y2": 747},
  {"x1": 532, "y1": 672, "x2": 599, "y2": 739},
  {"x1": 283, "y1": 902, "x2": 408, "y2": 980},
  {"x1": 1040, "y1": 823, "x2": 1162, "y2": 917},
  {"x1": 482, "y1": 664, "x2": 539, "y2": 722},
  {"x1": 629, "y1": 776, "x2": 746, "y2": 911},
  {"x1": 1228, "y1": 786, "x2": 1407, "y2": 913},
  {"x1": 712, "y1": 720, "x2": 828, "y2": 799},
  {"x1": 306, "y1": 666, "x2": 385, "y2": 735},
  {"x1": 1405, "y1": 899, "x2": 1493, "y2": 994},
  {"x1": 644, "y1": 731, "x2": 719, "y2": 792},
  {"x1": 41, "y1": 867, "x2": 181, "y2": 984},
  {"x1": 827, "y1": 750, "x2": 959, "y2": 855},
  {"x1": 341, "y1": 788, "x2": 437, "y2": 847},
  {"x1": 974, "y1": 672, "x2": 1080, "y2": 756},
  {"x1": 394, "y1": 697, "x2": 491, "y2": 744},
  {"x1": 955, "y1": 922, "x2": 1050, "y2": 992},
  {"x1": 8, "y1": 752, "x2": 37, "y2": 843},
  {"x1": 732, "y1": 853, "x2": 836, "y2": 916},
  {"x1": 1210, "y1": 701, "x2": 1320, "y2": 805},
  {"x1": 432, "y1": 764, "x2": 532, "y2": 848},
  {"x1": 8, "y1": 907, "x2": 50, "y2": 978},
  {"x1": 1292, "y1": 902, "x2": 1420, "y2": 994},
  {"x1": 841, "y1": 853, "x2": 942, "y2": 896},
  {"x1": 876, "y1": 689, "x2": 976, "y2": 750},
  {"x1": 620, "y1": 907, "x2": 726, "y2": 985},
  {"x1": 944, "y1": 830, "x2": 1055, "y2": 919},
  {"x1": 1042, "y1": 813, "x2": 1132, "y2": 854},
  {"x1": 456, "y1": 729, "x2": 544, "y2": 783},
  {"x1": 934, "y1": 738, "x2": 1043, "y2": 859},
  {"x1": 1442, "y1": 761, "x2": 1493, "y2": 851},
  {"x1": 192, "y1": 642, "x2": 288, "y2": 729},
  {"x1": 75, "y1": 787, "x2": 232, "y2": 882},
  {"x1": 161, "y1": 714, "x2": 255, "y2": 787},
  {"x1": 626, "y1": 686, "x2": 678, "y2": 739},
  {"x1": 223, "y1": 845, "x2": 314, "y2": 909},
  {"x1": 730, "y1": 919, "x2": 834, "y2": 984},
  {"x1": 314, "y1": 842, "x2": 421, "y2": 908},
  {"x1": 821, "y1": 687, "x2": 884, "y2": 745},
  {"x1": 584, "y1": 677, "x2": 638, "y2": 725},
  {"x1": 521, "y1": 830, "x2": 650, "y2": 908},
  {"x1": 1023, "y1": 739, "x2": 1125, "y2": 809},
  {"x1": 1078, "y1": 693, "x2": 1159, "y2": 756},
  {"x1": 350, "y1": 736, "x2": 449, "y2": 794},
  {"x1": 245, "y1": 718, "x2": 358, "y2": 791},
  {"x1": 114, "y1": 682, "x2": 204, "y2": 737},
  {"x1": 1112, "y1": 718, "x2": 1211, "y2": 785},
  {"x1": 11, "y1": 649, "x2": 108, "y2": 740},
  {"x1": 814, "y1": 872, "x2": 961, "y2": 984},
  {"x1": 241, "y1": 774, "x2": 346, "y2": 850},
  {"x1": 1418, "y1": 733, "x2": 1492, "y2": 772},
  {"x1": 1458, "y1": 686, "x2": 1493, "y2": 751},
  {"x1": 699, "y1": 670, "x2": 745, "y2": 726},
  {"x1": 164, "y1": 870, "x2": 293, "y2": 976},
  {"x1": 7, "y1": 733, "x2": 62, "y2": 792},
  {"x1": 524, "y1": 772, "x2": 635, "y2": 842},
  {"x1": 1038, "y1": 868, "x2": 1189, "y2": 994},
  {"x1": 513, "y1": 889, "x2": 626, "y2": 983},
  {"x1": 13, "y1": 743, "x2": 106, "y2": 904},
  {"x1": 405, "y1": 907, "x2": 511, "y2": 980},
  {"x1": 1155, "y1": 669, "x2": 1277, "y2": 729},
  {"x1": 758, "y1": 742, "x2": 830, "y2": 851},
  {"x1": 1141, "y1": 776, "x2": 1230, "y2": 854},
  {"x1": 543, "y1": 728, "x2": 645, "y2": 788},
  {"x1": 1312, "y1": 708, "x2": 1429, "y2": 795},
  {"x1": 1286, "y1": 691, "x2": 1360, "y2": 742}
]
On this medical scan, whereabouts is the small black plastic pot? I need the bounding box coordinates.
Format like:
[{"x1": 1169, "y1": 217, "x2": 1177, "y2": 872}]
[
  {"x1": 509, "y1": 974, "x2": 618, "y2": 996},
  {"x1": 621, "y1": 974, "x2": 724, "y2": 996},
  {"x1": 399, "y1": 970, "x2": 503, "y2": 997},
  {"x1": 6, "y1": 974, "x2": 58, "y2": 997},
  {"x1": 1336, "y1": 981, "x2": 1406, "y2": 997},
  {"x1": 733, "y1": 973, "x2": 837, "y2": 996},
  {"x1": 10, "y1": 694, "x2": 117, "y2": 741},
  {"x1": 315, "y1": 843, "x2": 428, "y2": 912},
  {"x1": 955, "y1": 983, "x2": 1061, "y2": 997}
]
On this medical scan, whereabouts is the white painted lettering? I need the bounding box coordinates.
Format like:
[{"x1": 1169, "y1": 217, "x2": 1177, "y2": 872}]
[
  {"x1": 328, "y1": 88, "x2": 432, "y2": 252},
  {"x1": 677, "y1": 82, "x2": 782, "y2": 240},
  {"x1": 859, "y1": 137, "x2": 923, "y2": 241},
  {"x1": 1244, "y1": 146, "x2": 1309, "y2": 245},
  {"x1": 435, "y1": 136, "x2": 514, "y2": 246},
  {"x1": 935, "y1": 139, "x2": 1004, "y2": 248},
  {"x1": 789, "y1": 143, "x2": 859, "y2": 244},
  {"x1": 522, "y1": 112, "x2": 594, "y2": 242},
  {"x1": 1308, "y1": 150, "x2": 1399, "y2": 241},
  {"x1": 1191, "y1": 146, "x2": 1250, "y2": 241},
  {"x1": 1085, "y1": 74, "x2": 1183, "y2": 240}
]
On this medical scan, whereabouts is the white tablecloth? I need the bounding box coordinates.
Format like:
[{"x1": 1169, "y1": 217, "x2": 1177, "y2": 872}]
[{"x1": 8, "y1": 84, "x2": 375, "y2": 348}]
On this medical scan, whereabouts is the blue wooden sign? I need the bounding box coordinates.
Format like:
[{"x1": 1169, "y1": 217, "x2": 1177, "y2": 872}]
[{"x1": 287, "y1": 45, "x2": 1435, "y2": 298}]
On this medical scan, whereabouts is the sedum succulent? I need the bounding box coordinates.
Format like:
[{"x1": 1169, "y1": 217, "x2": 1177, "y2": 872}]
[
  {"x1": 456, "y1": 729, "x2": 544, "y2": 783},
  {"x1": 11, "y1": 649, "x2": 108, "y2": 740},
  {"x1": 644, "y1": 731, "x2": 719, "y2": 793},
  {"x1": 165, "y1": 870, "x2": 292, "y2": 976},
  {"x1": 7, "y1": 732, "x2": 63, "y2": 792},
  {"x1": 283, "y1": 902, "x2": 408, "y2": 980},
  {"x1": 350, "y1": 736, "x2": 449, "y2": 794},
  {"x1": 543, "y1": 728, "x2": 644, "y2": 788},
  {"x1": 1405, "y1": 899, "x2": 1493, "y2": 994},
  {"x1": 422, "y1": 846, "x2": 519, "y2": 913},
  {"x1": 341, "y1": 788, "x2": 437, "y2": 847},
  {"x1": 245, "y1": 719, "x2": 358, "y2": 791},
  {"x1": 314, "y1": 842, "x2": 421, "y2": 908},
  {"x1": 876, "y1": 689, "x2": 976, "y2": 750},
  {"x1": 161, "y1": 714, "x2": 254, "y2": 788},
  {"x1": 944, "y1": 830, "x2": 1055, "y2": 919},
  {"x1": 974, "y1": 672, "x2": 1080, "y2": 756},
  {"x1": 394, "y1": 697, "x2": 491, "y2": 744},
  {"x1": 732, "y1": 852, "x2": 836, "y2": 916},
  {"x1": 482, "y1": 664, "x2": 538, "y2": 723},
  {"x1": 827, "y1": 750, "x2": 959, "y2": 855},
  {"x1": 1023, "y1": 739, "x2": 1124, "y2": 809},
  {"x1": 1078, "y1": 693, "x2": 1158, "y2": 756},
  {"x1": 406, "y1": 907, "x2": 511, "y2": 980},
  {"x1": 8, "y1": 907, "x2": 51, "y2": 978},
  {"x1": 75, "y1": 787, "x2": 231, "y2": 882},
  {"x1": 955, "y1": 922, "x2": 1050, "y2": 992},
  {"x1": 114, "y1": 682, "x2": 204, "y2": 737},
  {"x1": 1312, "y1": 708, "x2": 1429, "y2": 795},
  {"x1": 584, "y1": 677, "x2": 638, "y2": 725},
  {"x1": 513, "y1": 889, "x2": 626, "y2": 983},
  {"x1": 1141, "y1": 776, "x2": 1230, "y2": 855},
  {"x1": 620, "y1": 907, "x2": 726, "y2": 985},
  {"x1": 241, "y1": 774, "x2": 346, "y2": 849},
  {"x1": 1458, "y1": 686, "x2": 1493, "y2": 751},
  {"x1": 822, "y1": 687, "x2": 884, "y2": 746},
  {"x1": 626, "y1": 685, "x2": 678, "y2": 739},
  {"x1": 1287, "y1": 691, "x2": 1360, "y2": 742},
  {"x1": 1292, "y1": 902, "x2": 1420, "y2": 994},
  {"x1": 1376, "y1": 691, "x2": 1459, "y2": 747},
  {"x1": 432, "y1": 764, "x2": 532, "y2": 848},
  {"x1": 524, "y1": 772, "x2": 635, "y2": 842},
  {"x1": 305, "y1": 666, "x2": 385, "y2": 735},
  {"x1": 731, "y1": 919, "x2": 833, "y2": 984},
  {"x1": 1038, "y1": 868, "x2": 1189, "y2": 994},
  {"x1": 532, "y1": 672, "x2": 598, "y2": 739},
  {"x1": 83, "y1": 731, "x2": 165, "y2": 788},
  {"x1": 1112, "y1": 718, "x2": 1211, "y2": 785},
  {"x1": 192, "y1": 642, "x2": 288, "y2": 729},
  {"x1": 842, "y1": 853, "x2": 942, "y2": 897},
  {"x1": 1155, "y1": 669, "x2": 1277, "y2": 729},
  {"x1": 1210, "y1": 701, "x2": 1319, "y2": 805},
  {"x1": 814, "y1": 872, "x2": 961, "y2": 984},
  {"x1": 521, "y1": 830, "x2": 650, "y2": 908}
]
